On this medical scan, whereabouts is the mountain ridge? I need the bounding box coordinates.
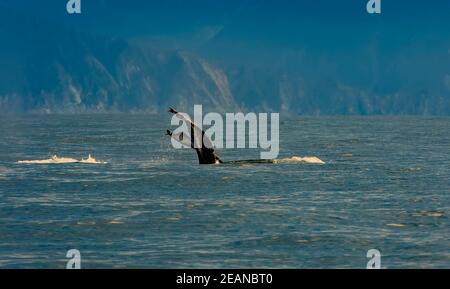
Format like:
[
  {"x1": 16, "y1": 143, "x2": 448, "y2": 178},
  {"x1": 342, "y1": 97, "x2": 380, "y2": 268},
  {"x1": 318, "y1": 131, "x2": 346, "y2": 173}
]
[{"x1": 0, "y1": 6, "x2": 449, "y2": 115}]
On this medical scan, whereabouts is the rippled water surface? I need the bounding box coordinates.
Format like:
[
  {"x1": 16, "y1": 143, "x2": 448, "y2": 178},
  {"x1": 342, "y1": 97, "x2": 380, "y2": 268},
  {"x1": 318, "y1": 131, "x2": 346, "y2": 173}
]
[{"x1": 0, "y1": 114, "x2": 449, "y2": 268}]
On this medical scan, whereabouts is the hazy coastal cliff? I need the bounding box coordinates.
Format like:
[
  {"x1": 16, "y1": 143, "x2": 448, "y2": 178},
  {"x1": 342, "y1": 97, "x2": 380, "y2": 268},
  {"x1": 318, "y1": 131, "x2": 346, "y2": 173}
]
[{"x1": 0, "y1": 2, "x2": 449, "y2": 114}]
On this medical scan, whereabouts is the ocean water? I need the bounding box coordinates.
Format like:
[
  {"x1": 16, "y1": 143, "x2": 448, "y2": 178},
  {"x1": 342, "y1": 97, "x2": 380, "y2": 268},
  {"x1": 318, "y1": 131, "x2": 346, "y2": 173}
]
[{"x1": 0, "y1": 114, "x2": 449, "y2": 268}]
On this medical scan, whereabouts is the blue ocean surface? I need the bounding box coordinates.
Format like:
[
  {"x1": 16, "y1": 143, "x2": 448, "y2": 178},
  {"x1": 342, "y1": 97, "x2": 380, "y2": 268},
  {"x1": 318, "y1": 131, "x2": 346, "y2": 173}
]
[{"x1": 0, "y1": 114, "x2": 449, "y2": 268}]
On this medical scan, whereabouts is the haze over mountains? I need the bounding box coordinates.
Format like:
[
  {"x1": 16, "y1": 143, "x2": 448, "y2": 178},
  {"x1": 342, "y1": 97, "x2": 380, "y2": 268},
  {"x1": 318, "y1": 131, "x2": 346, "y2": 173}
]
[
  {"x1": 0, "y1": 1, "x2": 449, "y2": 114},
  {"x1": 0, "y1": 10, "x2": 235, "y2": 113}
]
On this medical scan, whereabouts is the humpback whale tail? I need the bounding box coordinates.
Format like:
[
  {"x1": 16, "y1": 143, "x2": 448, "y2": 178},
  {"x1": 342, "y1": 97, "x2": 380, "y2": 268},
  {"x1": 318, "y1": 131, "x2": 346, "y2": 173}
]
[
  {"x1": 166, "y1": 107, "x2": 325, "y2": 165},
  {"x1": 167, "y1": 107, "x2": 222, "y2": 164}
]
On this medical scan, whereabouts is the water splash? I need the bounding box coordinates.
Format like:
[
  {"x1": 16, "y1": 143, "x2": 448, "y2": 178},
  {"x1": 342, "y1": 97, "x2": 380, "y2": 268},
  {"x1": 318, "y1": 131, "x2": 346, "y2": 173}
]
[
  {"x1": 226, "y1": 156, "x2": 325, "y2": 165},
  {"x1": 273, "y1": 156, "x2": 325, "y2": 164},
  {"x1": 79, "y1": 154, "x2": 107, "y2": 164},
  {"x1": 17, "y1": 154, "x2": 107, "y2": 164}
]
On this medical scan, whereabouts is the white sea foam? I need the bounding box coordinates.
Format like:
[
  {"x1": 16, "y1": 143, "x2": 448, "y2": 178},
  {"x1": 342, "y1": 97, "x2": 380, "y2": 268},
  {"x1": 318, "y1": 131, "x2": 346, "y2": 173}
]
[
  {"x1": 274, "y1": 156, "x2": 325, "y2": 164},
  {"x1": 79, "y1": 154, "x2": 107, "y2": 164},
  {"x1": 17, "y1": 154, "x2": 107, "y2": 164}
]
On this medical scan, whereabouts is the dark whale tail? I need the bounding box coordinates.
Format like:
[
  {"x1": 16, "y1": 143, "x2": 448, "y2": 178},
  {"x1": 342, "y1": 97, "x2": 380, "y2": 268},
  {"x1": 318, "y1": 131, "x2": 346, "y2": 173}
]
[{"x1": 167, "y1": 107, "x2": 222, "y2": 164}]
